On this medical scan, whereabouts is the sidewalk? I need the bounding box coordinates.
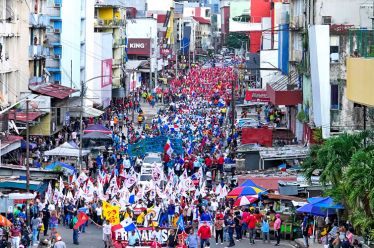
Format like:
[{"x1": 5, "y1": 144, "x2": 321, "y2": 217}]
[{"x1": 292, "y1": 238, "x2": 324, "y2": 248}]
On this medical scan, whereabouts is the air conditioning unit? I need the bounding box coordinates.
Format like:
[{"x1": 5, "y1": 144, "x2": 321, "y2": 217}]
[
  {"x1": 322, "y1": 16, "x2": 332, "y2": 25},
  {"x1": 54, "y1": 54, "x2": 61, "y2": 59},
  {"x1": 54, "y1": 3, "x2": 61, "y2": 7},
  {"x1": 54, "y1": 80, "x2": 60, "y2": 84},
  {"x1": 54, "y1": 29, "x2": 60, "y2": 33}
]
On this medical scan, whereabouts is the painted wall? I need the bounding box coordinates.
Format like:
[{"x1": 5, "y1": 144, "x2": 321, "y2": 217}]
[
  {"x1": 346, "y1": 58, "x2": 374, "y2": 107},
  {"x1": 89, "y1": 33, "x2": 113, "y2": 108},
  {"x1": 146, "y1": 0, "x2": 173, "y2": 12},
  {"x1": 61, "y1": 0, "x2": 81, "y2": 90},
  {"x1": 315, "y1": 0, "x2": 371, "y2": 28},
  {"x1": 278, "y1": 23, "x2": 289, "y2": 75},
  {"x1": 309, "y1": 25, "x2": 330, "y2": 138},
  {"x1": 260, "y1": 50, "x2": 278, "y2": 89},
  {"x1": 249, "y1": 0, "x2": 270, "y2": 53}
]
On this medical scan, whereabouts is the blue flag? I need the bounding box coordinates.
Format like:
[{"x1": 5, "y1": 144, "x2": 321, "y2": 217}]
[{"x1": 176, "y1": 215, "x2": 185, "y2": 231}]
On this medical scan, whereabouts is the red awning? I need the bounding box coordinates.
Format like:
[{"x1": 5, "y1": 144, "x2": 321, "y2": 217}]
[
  {"x1": 266, "y1": 71, "x2": 302, "y2": 106},
  {"x1": 31, "y1": 84, "x2": 77, "y2": 99},
  {"x1": 8, "y1": 110, "x2": 43, "y2": 122}
]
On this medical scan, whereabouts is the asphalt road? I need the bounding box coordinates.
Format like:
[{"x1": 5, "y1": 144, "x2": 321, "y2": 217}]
[{"x1": 55, "y1": 224, "x2": 294, "y2": 248}]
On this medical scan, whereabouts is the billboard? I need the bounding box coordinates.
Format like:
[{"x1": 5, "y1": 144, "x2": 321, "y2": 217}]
[
  {"x1": 101, "y1": 59, "x2": 113, "y2": 88},
  {"x1": 127, "y1": 38, "x2": 151, "y2": 55},
  {"x1": 229, "y1": 0, "x2": 262, "y2": 32}
]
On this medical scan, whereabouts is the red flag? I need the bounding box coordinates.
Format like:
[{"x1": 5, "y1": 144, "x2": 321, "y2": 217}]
[{"x1": 73, "y1": 212, "x2": 89, "y2": 230}]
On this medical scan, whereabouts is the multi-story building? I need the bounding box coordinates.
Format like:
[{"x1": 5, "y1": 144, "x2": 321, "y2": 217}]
[
  {"x1": 92, "y1": 1, "x2": 126, "y2": 106},
  {"x1": 288, "y1": 0, "x2": 374, "y2": 140},
  {"x1": 0, "y1": 0, "x2": 29, "y2": 107},
  {"x1": 193, "y1": 16, "x2": 212, "y2": 53}
]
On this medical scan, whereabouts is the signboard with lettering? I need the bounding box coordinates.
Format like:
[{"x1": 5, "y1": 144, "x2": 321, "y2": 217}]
[
  {"x1": 127, "y1": 38, "x2": 151, "y2": 55},
  {"x1": 245, "y1": 90, "x2": 270, "y2": 102},
  {"x1": 101, "y1": 59, "x2": 113, "y2": 88},
  {"x1": 115, "y1": 227, "x2": 173, "y2": 244}
]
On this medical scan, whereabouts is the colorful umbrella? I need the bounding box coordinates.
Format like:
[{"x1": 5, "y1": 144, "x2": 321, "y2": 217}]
[
  {"x1": 0, "y1": 215, "x2": 12, "y2": 227},
  {"x1": 227, "y1": 186, "x2": 264, "y2": 198},
  {"x1": 233, "y1": 195, "x2": 258, "y2": 206}
]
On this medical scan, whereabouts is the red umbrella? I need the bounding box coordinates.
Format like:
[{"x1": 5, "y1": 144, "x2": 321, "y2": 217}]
[{"x1": 233, "y1": 195, "x2": 258, "y2": 207}]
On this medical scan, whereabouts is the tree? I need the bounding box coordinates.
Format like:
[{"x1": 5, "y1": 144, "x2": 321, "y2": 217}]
[
  {"x1": 226, "y1": 32, "x2": 249, "y2": 50},
  {"x1": 302, "y1": 131, "x2": 374, "y2": 237}
]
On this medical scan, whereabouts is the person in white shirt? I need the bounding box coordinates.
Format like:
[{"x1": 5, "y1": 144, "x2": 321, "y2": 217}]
[
  {"x1": 210, "y1": 198, "x2": 219, "y2": 216},
  {"x1": 96, "y1": 206, "x2": 103, "y2": 225},
  {"x1": 151, "y1": 227, "x2": 162, "y2": 243},
  {"x1": 48, "y1": 203, "x2": 56, "y2": 212},
  {"x1": 102, "y1": 220, "x2": 112, "y2": 248}
]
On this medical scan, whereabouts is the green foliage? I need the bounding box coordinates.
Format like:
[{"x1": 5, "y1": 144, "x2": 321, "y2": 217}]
[
  {"x1": 53, "y1": 165, "x2": 62, "y2": 172},
  {"x1": 226, "y1": 32, "x2": 249, "y2": 49},
  {"x1": 297, "y1": 111, "x2": 307, "y2": 123},
  {"x1": 302, "y1": 131, "x2": 374, "y2": 238}
]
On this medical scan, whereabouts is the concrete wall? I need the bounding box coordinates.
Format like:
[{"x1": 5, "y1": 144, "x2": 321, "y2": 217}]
[
  {"x1": 0, "y1": 0, "x2": 30, "y2": 106},
  {"x1": 314, "y1": 0, "x2": 371, "y2": 27},
  {"x1": 309, "y1": 25, "x2": 331, "y2": 138},
  {"x1": 146, "y1": 0, "x2": 173, "y2": 12},
  {"x1": 85, "y1": 0, "x2": 95, "y2": 107},
  {"x1": 61, "y1": 0, "x2": 81, "y2": 89},
  {"x1": 260, "y1": 50, "x2": 279, "y2": 89},
  {"x1": 89, "y1": 33, "x2": 113, "y2": 108}
]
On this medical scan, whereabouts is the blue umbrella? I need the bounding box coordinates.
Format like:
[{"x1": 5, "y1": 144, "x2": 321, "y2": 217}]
[
  {"x1": 296, "y1": 203, "x2": 337, "y2": 217},
  {"x1": 307, "y1": 197, "x2": 344, "y2": 209}
]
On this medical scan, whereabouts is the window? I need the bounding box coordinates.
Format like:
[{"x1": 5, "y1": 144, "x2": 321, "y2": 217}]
[
  {"x1": 330, "y1": 36, "x2": 339, "y2": 62},
  {"x1": 331, "y1": 84, "x2": 340, "y2": 110}
]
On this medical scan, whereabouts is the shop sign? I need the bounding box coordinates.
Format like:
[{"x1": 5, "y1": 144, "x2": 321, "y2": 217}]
[
  {"x1": 127, "y1": 38, "x2": 151, "y2": 55},
  {"x1": 245, "y1": 90, "x2": 270, "y2": 102}
]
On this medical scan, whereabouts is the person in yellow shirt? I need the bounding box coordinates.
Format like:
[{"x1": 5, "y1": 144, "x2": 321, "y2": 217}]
[
  {"x1": 136, "y1": 210, "x2": 147, "y2": 226},
  {"x1": 172, "y1": 213, "x2": 180, "y2": 228}
]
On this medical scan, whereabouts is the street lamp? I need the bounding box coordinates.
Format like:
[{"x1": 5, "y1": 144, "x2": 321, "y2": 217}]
[{"x1": 78, "y1": 75, "x2": 111, "y2": 171}]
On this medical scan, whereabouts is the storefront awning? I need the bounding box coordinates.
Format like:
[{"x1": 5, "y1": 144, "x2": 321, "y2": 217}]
[
  {"x1": 68, "y1": 107, "x2": 104, "y2": 118},
  {"x1": 266, "y1": 71, "x2": 302, "y2": 105},
  {"x1": 126, "y1": 60, "x2": 147, "y2": 71},
  {"x1": 0, "y1": 135, "x2": 23, "y2": 155},
  {"x1": 8, "y1": 110, "x2": 44, "y2": 122},
  {"x1": 30, "y1": 84, "x2": 77, "y2": 99}
]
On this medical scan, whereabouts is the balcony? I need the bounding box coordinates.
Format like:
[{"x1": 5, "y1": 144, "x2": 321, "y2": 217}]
[
  {"x1": 46, "y1": 33, "x2": 60, "y2": 44},
  {"x1": 94, "y1": 19, "x2": 125, "y2": 28},
  {"x1": 29, "y1": 45, "x2": 49, "y2": 59},
  {"x1": 46, "y1": 7, "x2": 61, "y2": 20},
  {"x1": 29, "y1": 76, "x2": 45, "y2": 87},
  {"x1": 29, "y1": 14, "x2": 50, "y2": 28},
  {"x1": 46, "y1": 58, "x2": 60, "y2": 68}
]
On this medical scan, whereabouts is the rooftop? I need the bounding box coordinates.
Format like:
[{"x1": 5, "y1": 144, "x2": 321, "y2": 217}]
[{"x1": 193, "y1": 16, "x2": 211, "y2": 25}]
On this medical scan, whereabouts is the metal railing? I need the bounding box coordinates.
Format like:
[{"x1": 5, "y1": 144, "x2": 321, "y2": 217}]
[
  {"x1": 29, "y1": 76, "x2": 45, "y2": 87},
  {"x1": 95, "y1": 18, "x2": 125, "y2": 27},
  {"x1": 46, "y1": 59, "x2": 60, "y2": 68},
  {"x1": 348, "y1": 29, "x2": 374, "y2": 57},
  {"x1": 29, "y1": 45, "x2": 49, "y2": 58}
]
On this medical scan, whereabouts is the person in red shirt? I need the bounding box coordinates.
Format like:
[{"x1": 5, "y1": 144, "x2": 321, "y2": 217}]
[
  {"x1": 197, "y1": 221, "x2": 211, "y2": 248},
  {"x1": 204, "y1": 156, "x2": 212, "y2": 168},
  {"x1": 217, "y1": 155, "x2": 225, "y2": 174},
  {"x1": 247, "y1": 212, "x2": 258, "y2": 244}
]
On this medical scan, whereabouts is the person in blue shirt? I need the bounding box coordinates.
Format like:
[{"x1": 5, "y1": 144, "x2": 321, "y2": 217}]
[
  {"x1": 261, "y1": 217, "x2": 270, "y2": 243},
  {"x1": 167, "y1": 202, "x2": 175, "y2": 227},
  {"x1": 186, "y1": 228, "x2": 199, "y2": 248},
  {"x1": 128, "y1": 230, "x2": 140, "y2": 246},
  {"x1": 200, "y1": 209, "x2": 212, "y2": 222}
]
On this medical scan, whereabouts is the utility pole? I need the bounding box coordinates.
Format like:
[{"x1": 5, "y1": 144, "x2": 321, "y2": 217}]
[
  {"x1": 132, "y1": 69, "x2": 135, "y2": 122},
  {"x1": 26, "y1": 99, "x2": 30, "y2": 192},
  {"x1": 149, "y1": 27, "x2": 153, "y2": 89},
  {"x1": 79, "y1": 81, "x2": 84, "y2": 172}
]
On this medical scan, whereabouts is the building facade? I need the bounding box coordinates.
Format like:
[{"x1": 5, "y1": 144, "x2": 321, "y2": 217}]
[{"x1": 0, "y1": 0, "x2": 29, "y2": 107}]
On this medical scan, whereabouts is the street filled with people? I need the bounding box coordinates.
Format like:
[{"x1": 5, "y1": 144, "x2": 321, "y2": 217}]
[{"x1": 0, "y1": 62, "x2": 360, "y2": 248}]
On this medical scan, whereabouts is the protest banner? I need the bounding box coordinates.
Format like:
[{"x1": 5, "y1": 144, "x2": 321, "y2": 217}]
[{"x1": 128, "y1": 135, "x2": 183, "y2": 157}]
